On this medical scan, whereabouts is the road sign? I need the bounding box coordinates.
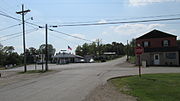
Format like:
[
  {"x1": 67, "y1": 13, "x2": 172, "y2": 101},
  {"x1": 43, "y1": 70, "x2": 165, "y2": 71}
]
[
  {"x1": 135, "y1": 46, "x2": 144, "y2": 77},
  {"x1": 135, "y1": 46, "x2": 144, "y2": 55}
]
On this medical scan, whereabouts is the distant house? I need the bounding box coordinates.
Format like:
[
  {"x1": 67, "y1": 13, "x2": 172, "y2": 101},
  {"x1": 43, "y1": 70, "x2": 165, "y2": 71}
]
[
  {"x1": 52, "y1": 53, "x2": 84, "y2": 64},
  {"x1": 136, "y1": 29, "x2": 180, "y2": 66}
]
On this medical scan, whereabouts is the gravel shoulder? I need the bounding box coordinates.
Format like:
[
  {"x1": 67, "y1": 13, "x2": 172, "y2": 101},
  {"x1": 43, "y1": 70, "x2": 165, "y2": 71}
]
[
  {"x1": 83, "y1": 61, "x2": 137, "y2": 101},
  {"x1": 83, "y1": 81, "x2": 136, "y2": 101}
]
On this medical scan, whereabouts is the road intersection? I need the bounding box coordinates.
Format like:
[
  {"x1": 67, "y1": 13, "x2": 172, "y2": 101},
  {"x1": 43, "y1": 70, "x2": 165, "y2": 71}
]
[{"x1": 0, "y1": 57, "x2": 180, "y2": 101}]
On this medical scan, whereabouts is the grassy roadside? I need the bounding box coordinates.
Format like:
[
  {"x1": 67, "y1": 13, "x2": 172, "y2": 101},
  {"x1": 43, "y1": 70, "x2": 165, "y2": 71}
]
[
  {"x1": 128, "y1": 56, "x2": 136, "y2": 64},
  {"x1": 110, "y1": 73, "x2": 180, "y2": 101}
]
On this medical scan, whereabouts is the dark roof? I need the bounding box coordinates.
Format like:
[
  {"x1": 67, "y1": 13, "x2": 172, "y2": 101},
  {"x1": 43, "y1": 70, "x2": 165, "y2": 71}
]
[
  {"x1": 144, "y1": 47, "x2": 180, "y2": 53},
  {"x1": 136, "y1": 29, "x2": 177, "y2": 40},
  {"x1": 53, "y1": 53, "x2": 84, "y2": 58}
]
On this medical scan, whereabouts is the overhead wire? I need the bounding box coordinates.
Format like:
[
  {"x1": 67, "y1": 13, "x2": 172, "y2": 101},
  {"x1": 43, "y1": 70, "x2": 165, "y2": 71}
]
[
  {"x1": 0, "y1": 12, "x2": 43, "y2": 28},
  {"x1": 48, "y1": 29, "x2": 93, "y2": 42},
  {"x1": 0, "y1": 9, "x2": 93, "y2": 43},
  {"x1": 49, "y1": 33, "x2": 80, "y2": 45},
  {"x1": 1, "y1": 11, "x2": 180, "y2": 43},
  {"x1": 0, "y1": 28, "x2": 39, "y2": 39},
  {"x1": 0, "y1": 23, "x2": 21, "y2": 31},
  {"x1": 0, "y1": 28, "x2": 39, "y2": 42},
  {"x1": 59, "y1": 13, "x2": 180, "y2": 25},
  {"x1": 51, "y1": 17, "x2": 180, "y2": 27},
  {"x1": 28, "y1": 1, "x2": 180, "y2": 5}
]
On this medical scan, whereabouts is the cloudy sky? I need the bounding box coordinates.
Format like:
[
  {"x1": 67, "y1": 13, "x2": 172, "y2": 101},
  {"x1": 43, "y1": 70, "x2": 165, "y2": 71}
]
[{"x1": 0, "y1": 0, "x2": 180, "y2": 53}]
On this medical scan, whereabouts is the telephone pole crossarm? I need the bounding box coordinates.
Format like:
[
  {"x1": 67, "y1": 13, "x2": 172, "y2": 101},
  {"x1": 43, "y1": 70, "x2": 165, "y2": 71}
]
[{"x1": 16, "y1": 10, "x2": 31, "y2": 14}]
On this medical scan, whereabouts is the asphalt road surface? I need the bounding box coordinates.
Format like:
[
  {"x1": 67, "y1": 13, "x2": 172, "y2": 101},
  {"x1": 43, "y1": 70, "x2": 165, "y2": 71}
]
[{"x1": 1, "y1": 57, "x2": 180, "y2": 101}]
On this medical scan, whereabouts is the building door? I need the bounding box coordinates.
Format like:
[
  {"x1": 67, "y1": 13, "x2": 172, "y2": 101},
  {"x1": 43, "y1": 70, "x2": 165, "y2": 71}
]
[{"x1": 154, "y1": 54, "x2": 160, "y2": 65}]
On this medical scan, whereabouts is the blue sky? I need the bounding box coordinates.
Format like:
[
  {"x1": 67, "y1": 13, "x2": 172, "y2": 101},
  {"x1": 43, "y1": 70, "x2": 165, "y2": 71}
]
[{"x1": 0, "y1": 0, "x2": 180, "y2": 54}]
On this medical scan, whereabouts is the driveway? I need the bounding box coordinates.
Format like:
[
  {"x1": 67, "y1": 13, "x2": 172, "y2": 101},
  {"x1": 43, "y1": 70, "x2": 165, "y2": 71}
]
[{"x1": 0, "y1": 56, "x2": 180, "y2": 101}]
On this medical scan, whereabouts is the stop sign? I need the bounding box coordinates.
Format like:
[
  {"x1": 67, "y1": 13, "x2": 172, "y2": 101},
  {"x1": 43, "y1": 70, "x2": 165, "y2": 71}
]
[{"x1": 135, "y1": 46, "x2": 144, "y2": 55}]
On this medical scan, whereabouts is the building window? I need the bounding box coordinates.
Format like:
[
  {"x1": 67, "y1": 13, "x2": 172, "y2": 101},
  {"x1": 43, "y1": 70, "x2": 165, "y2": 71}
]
[
  {"x1": 166, "y1": 53, "x2": 176, "y2": 59},
  {"x1": 163, "y1": 40, "x2": 169, "y2": 47},
  {"x1": 144, "y1": 41, "x2": 149, "y2": 47}
]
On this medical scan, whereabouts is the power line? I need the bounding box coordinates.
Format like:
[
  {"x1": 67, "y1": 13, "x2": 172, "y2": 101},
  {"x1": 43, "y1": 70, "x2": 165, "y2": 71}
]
[
  {"x1": 0, "y1": 23, "x2": 21, "y2": 31},
  {"x1": 0, "y1": 28, "x2": 39, "y2": 42},
  {"x1": 27, "y1": 1, "x2": 180, "y2": 5},
  {"x1": 49, "y1": 33, "x2": 79, "y2": 45},
  {"x1": 0, "y1": 12, "x2": 43, "y2": 28},
  {"x1": 58, "y1": 13, "x2": 180, "y2": 25},
  {"x1": 51, "y1": 17, "x2": 180, "y2": 27},
  {"x1": 1, "y1": 10, "x2": 180, "y2": 43},
  {"x1": 0, "y1": 28, "x2": 38, "y2": 39},
  {"x1": 0, "y1": 10, "x2": 7, "y2": 14},
  {"x1": 0, "y1": 12, "x2": 21, "y2": 21},
  {"x1": 49, "y1": 29, "x2": 93, "y2": 42}
]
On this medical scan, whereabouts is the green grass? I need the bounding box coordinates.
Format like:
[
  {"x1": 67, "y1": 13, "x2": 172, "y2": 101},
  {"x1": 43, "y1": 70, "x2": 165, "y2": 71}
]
[
  {"x1": 129, "y1": 56, "x2": 136, "y2": 64},
  {"x1": 18, "y1": 70, "x2": 52, "y2": 74},
  {"x1": 110, "y1": 73, "x2": 180, "y2": 101}
]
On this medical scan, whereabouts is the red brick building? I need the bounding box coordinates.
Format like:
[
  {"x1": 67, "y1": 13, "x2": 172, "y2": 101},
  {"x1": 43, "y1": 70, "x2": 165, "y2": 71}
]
[{"x1": 136, "y1": 29, "x2": 179, "y2": 66}]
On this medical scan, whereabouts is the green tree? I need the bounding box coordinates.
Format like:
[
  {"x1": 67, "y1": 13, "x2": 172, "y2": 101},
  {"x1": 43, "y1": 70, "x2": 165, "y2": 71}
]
[
  {"x1": 75, "y1": 41, "x2": 126, "y2": 61},
  {"x1": 0, "y1": 44, "x2": 4, "y2": 66},
  {"x1": 75, "y1": 45, "x2": 83, "y2": 56},
  {"x1": 81, "y1": 43, "x2": 89, "y2": 56},
  {"x1": 177, "y1": 40, "x2": 180, "y2": 46},
  {"x1": 39, "y1": 44, "x2": 56, "y2": 62},
  {"x1": 3, "y1": 46, "x2": 14, "y2": 54},
  {"x1": 128, "y1": 39, "x2": 136, "y2": 56},
  {"x1": 1, "y1": 46, "x2": 22, "y2": 66},
  {"x1": 89, "y1": 42, "x2": 97, "y2": 56}
]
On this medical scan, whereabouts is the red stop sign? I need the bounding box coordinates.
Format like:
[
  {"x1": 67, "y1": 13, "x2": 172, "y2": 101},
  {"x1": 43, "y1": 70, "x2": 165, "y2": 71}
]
[{"x1": 135, "y1": 46, "x2": 144, "y2": 55}]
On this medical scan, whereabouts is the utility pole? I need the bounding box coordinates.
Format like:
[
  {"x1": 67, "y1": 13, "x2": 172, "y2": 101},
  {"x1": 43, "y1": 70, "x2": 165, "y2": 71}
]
[
  {"x1": 127, "y1": 40, "x2": 129, "y2": 61},
  {"x1": 45, "y1": 24, "x2": 48, "y2": 71},
  {"x1": 97, "y1": 39, "x2": 100, "y2": 59},
  {"x1": 16, "y1": 4, "x2": 30, "y2": 72},
  {"x1": 97, "y1": 39, "x2": 102, "y2": 61}
]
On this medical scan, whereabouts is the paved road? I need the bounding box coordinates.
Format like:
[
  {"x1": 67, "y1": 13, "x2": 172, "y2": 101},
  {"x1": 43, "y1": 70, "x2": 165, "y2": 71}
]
[{"x1": 1, "y1": 57, "x2": 180, "y2": 101}]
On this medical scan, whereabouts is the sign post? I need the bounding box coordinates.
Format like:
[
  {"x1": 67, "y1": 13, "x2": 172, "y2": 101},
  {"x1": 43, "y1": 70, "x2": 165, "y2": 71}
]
[{"x1": 135, "y1": 46, "x2": 144, "y2": 77}]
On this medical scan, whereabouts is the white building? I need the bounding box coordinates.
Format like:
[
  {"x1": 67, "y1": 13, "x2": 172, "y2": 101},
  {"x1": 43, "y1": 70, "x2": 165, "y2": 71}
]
[{"x1": 52, "y1": 53, "x2": 84, "y2": 64}]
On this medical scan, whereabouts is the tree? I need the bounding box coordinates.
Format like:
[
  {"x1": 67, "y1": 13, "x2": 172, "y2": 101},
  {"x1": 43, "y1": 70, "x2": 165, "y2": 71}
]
[
  {"x1": 75, "y1": 41, "x2": 126, "y2": 61},
  {"x1": 39, "y1": 44, "x2": 56, "y2": 62},
  {"x1": 0, "y1": 46, "x2": 22, "y2": 66},
  {"x1": 0, "y1": 43, "x2": 3, "y2": 50},
  {"x1": 3, "y1": 46, "x2": 14, "y2": 54},
  {"x1": 128, "y1": 39, "x2": 136, "y2": 56},
  {"x1": 89, "y1": 42, "x2": 97, "y2": 56},
  {"x1": 0, "y1": 44, "x2": 4, "y2": 66},
  {"x1": 81, "y1": 43, "x2": 89, "y2": 56},
  {"x1": 75, "y1": 45, "x2": 83, "y2": 56},
  {"x1": 5, "y1": 52, "x2": 22, "y2": 65},
  {"x1": 177, "y1": 40, "x2": 180, "y2": 46}
]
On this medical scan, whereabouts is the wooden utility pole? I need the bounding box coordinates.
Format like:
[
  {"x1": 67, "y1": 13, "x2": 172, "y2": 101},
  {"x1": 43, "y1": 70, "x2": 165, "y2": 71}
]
[
  {"x1": 97, "y1": 39, "x2": 101, "y2": 60},
  {"x1": 138, "y1": 55, "x2": 141, "y2": 77},
  {"x1": 41, "y1": 54, "x2": 44, "y2": 71},
  {"x1": 127, "y1": 40, "x2": 129, "y2": 61},
  {"x1": 45, "y1": 24, "x2": 48, "y2": 71},
  {"x1": 16, "y1": 4, "x2": 30, "y2": 72}
]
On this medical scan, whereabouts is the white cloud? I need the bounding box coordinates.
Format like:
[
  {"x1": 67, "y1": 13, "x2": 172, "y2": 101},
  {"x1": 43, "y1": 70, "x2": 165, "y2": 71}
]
[
  {"x1": 106, "y1": 23, "x2": 165, "y2": 37},
  {"x1": 177, "y1": 36, "x2": 180, "y2": 40},
  {"x1": 98, "y1": 19, "x2": 107, "y2": 24},
  {"x1": 129, "y1": 0, "x2": 180, "y2": 6}
]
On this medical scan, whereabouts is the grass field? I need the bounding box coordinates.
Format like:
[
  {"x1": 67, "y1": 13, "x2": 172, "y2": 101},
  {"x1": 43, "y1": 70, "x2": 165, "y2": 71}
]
[{"x1": 110, "y1": 73, "x2": 180, "y2": 101}]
